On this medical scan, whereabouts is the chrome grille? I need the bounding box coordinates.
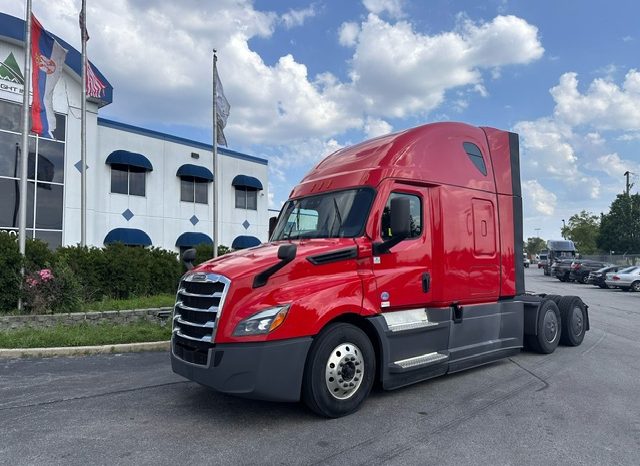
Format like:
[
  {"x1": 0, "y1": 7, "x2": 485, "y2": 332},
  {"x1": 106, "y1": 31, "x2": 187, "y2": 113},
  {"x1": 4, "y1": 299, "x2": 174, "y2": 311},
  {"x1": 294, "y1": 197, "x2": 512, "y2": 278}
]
[{"x1": 172, "y1": 272, "x2": 230, "y2": 360}]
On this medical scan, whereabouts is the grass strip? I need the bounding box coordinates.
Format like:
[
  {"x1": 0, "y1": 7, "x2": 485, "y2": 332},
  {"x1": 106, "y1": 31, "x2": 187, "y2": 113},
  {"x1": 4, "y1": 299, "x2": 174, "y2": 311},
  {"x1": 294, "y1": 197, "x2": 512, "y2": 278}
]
[
  {"x1": 1, "y1": 294, "x2": 176, "y2": 316},
  {"x1": 0, "y1": 321, "x2": 172, "y2": 349},
  {"x1": 81, "y1": 294, "x2": 176, "y2": 312}
]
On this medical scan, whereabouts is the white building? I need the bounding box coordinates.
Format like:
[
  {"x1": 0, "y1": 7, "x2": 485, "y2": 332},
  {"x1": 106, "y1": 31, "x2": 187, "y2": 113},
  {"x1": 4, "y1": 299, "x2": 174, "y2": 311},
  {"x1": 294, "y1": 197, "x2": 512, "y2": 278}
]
[{"x1": 0, "y1": 12, "x2": 269, "y2": 252}]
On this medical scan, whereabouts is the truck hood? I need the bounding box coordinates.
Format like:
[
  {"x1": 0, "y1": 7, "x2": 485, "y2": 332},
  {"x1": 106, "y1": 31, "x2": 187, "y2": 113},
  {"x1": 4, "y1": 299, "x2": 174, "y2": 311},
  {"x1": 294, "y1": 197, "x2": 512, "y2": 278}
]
[{"x1": 193, "y1": 238, "x2": 358, "y2": 281}]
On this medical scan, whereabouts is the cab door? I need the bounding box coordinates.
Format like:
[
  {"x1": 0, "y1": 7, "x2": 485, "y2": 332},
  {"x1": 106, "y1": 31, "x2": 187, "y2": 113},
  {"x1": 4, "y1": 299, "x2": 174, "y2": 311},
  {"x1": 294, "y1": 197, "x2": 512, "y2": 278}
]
[
  {"x1": 372, "y1": 184, "x2": 432, "y2": 310},
  {"x1": 371, "y1": 184, "x2": 451, "y2": 385}
]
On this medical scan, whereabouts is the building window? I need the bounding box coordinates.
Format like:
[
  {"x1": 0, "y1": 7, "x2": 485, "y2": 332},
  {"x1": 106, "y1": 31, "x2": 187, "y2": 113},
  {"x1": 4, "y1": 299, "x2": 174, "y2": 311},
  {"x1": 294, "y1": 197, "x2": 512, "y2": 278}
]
[
  {"x1": 0, "y1": 99, "x2": 65, "y2": 249},
  {"x1": 235, "y1": 187, "x2": 257, "y2": 210},
  {"x1": 110, "y1": 164, "x2": 146, "y2": 196},
  {"x1": 180, "y1": 177, "x2": 208, "y2": 204}
]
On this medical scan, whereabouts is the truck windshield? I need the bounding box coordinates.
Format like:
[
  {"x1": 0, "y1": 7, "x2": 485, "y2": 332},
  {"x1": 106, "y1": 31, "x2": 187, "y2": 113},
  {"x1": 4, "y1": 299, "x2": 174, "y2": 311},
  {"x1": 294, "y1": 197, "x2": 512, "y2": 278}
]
[{"x1": 271, "y1": 188, "x2": 375, "y2": 240}]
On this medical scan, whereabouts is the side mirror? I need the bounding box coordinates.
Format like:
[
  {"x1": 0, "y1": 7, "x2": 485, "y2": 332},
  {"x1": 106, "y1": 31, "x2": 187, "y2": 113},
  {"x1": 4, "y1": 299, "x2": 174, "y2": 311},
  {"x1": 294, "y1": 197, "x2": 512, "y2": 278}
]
[
  {"x1": 253, "y1": 244, "x2": 297, "y2": 288},
  {"x1": 268, "y1": 216, "x2": 278, "y2": 240},
  {"x1": 390, "y1": 197, "x2": 411, "y2": 239},
  {"x1": 374, "y1": 197, "x2": 412, "y2": 255},
  {"x1": 277, "y1": 243, "x2": 297, "y2": 262},
  {"x1": 182, "y1": 248, "x2": 196, "y2": 270}
]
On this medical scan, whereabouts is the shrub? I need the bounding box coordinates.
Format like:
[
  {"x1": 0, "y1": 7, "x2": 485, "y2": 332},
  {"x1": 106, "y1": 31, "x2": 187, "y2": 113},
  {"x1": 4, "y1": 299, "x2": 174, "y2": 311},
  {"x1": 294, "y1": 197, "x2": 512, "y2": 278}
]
[
  {"x1": 0, "y1": 232, "x2": 21, "y2": 312},
  {"x1": 102, "y1": 244, "x2": 151, "y2": 299},
  {"x1": 22, "y1": 259, "x2": 82, "y2": 314},
  {"x1": 193, "y1": 244, "x2": 230, "y2": 268},
  {"x1": 25, "y1": 238, "x2": 54, "y2": 270},
  {"x1": 145, "y1": 248, "x2": 182, "y2": 295},
  {"x1": 55, "y1": 245, "x2": 108, "y2": 302}
]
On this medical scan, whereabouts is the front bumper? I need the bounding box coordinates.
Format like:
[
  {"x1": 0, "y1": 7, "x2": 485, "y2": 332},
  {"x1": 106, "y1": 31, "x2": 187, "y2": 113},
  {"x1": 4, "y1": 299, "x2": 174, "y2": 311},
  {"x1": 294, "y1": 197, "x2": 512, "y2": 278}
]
[{"x1": 171, "y1": 336, "x2": 313, "y2": 402}]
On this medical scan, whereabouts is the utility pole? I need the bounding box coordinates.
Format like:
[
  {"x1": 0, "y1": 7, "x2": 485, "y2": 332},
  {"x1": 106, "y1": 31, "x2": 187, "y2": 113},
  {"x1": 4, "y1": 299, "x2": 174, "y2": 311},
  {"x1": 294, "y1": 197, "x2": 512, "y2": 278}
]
[
  {"x1": 623, "y1": 171, "x2": 634, "y2": 196},
  {"x1": 561, "y1": 219, "x2": 566, "y2": 239}
]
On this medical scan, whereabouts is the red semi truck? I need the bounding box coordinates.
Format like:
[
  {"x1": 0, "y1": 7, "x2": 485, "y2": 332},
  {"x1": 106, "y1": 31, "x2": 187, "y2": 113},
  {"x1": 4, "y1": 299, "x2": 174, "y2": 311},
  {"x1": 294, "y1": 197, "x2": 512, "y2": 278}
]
[{"x1": 171, "y1": 122, "x2": 589, "y2": 417}]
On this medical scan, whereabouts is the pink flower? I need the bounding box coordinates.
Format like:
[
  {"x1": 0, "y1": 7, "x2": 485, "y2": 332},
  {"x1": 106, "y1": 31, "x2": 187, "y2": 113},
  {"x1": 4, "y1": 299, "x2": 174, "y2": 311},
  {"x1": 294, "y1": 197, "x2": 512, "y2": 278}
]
[
  {"x1": 38, "y1": 269, "x2": 53, "y2": 282},
  {"x1": 26, "y1": 277, "x2": 38, "y2": 287}
]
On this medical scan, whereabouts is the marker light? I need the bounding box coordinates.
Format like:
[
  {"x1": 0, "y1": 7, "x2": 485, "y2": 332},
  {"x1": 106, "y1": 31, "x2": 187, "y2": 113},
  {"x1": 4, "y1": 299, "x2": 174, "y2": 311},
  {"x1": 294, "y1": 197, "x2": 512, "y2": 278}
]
[{"x1": 233, "y1": 305, "x2": 290, "y2": 336}]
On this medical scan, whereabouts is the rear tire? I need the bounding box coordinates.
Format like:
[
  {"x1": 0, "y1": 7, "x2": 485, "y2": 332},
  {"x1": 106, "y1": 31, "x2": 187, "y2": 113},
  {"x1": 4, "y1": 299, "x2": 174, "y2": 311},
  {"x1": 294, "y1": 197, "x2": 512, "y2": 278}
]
[
  {"x1": 580, "y1": 275, "x2": 589, "y2": 284},
  {"x1": 544, "y1": 294, "x2": 562, "y2": 305},
  {"x1": 557, "y1": 296, "x2": 587, "y2": 346},
  {"x1": 302, "y1": 323, "x2": 375, "y2": 418},
  {"x1": 525, "y1": 299, "x2": 561, "y2": 354}
]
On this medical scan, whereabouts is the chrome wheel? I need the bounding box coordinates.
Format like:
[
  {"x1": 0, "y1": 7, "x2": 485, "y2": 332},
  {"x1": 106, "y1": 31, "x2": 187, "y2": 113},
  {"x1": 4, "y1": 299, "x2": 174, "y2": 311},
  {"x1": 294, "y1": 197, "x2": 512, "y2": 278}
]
[
  {"x1": 325, "y1": 343, "x2": 364, "y2": 400},
  {"x1": 543, "y1": 309, "x2": 558, "y2": 343},
  {"x1": 570, "y1": 306, "x2": 583, "y2": 337}
]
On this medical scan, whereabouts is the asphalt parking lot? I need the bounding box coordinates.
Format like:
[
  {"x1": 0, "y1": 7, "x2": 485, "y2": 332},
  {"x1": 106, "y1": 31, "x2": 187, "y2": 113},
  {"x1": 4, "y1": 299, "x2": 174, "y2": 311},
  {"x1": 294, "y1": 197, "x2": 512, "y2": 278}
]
[{"x1": 1, "y1": 267, "x2": 639, "y2": 465}]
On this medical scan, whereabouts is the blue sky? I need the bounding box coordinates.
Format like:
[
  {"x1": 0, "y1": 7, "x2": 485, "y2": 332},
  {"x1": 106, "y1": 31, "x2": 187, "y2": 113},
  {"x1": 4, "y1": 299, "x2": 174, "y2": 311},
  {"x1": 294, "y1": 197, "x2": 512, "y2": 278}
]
[{"x1": 3, "y1": 0, "x2": 639, "y2": 242}]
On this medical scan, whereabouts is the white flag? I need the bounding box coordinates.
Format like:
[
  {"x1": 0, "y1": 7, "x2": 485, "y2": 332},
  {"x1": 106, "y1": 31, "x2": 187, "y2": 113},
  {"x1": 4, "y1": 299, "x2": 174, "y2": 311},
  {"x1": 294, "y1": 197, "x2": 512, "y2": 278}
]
[{"x1": 215, "y1": 66, "x2": 230, "y2": 146}]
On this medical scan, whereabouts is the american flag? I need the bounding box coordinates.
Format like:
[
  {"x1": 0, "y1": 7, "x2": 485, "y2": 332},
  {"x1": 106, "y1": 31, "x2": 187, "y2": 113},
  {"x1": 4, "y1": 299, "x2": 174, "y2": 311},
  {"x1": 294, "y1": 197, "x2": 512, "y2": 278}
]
[
  {"x1": 79, "y1": 7, "x2": 106, "y2": 99},
  {"x1": 86, "y1": 59, "x2": 106, "y2": 98}
]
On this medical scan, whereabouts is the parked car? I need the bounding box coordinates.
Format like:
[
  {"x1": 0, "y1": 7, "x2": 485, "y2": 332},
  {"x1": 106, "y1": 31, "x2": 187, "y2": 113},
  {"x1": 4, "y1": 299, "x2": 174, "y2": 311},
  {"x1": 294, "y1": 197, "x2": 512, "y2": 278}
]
[
  {"x1": 523, "y1": 256, "x2": 530, "y2": 268},
  {"x1": 551, "y1": 259, "x2": 575, "y2": 282},
  {"x1": 587, "y1": 265, "x2": 620, "y2": 288},
  {"x1": 538, "y1": 253, "x2": 548, "y2": 270},
  {"x1": 569, "y1": 260, "x2": 610, "y2": 284},
  {"x1": 605, "y1": 266, "x2": 640, "y2": 291}
]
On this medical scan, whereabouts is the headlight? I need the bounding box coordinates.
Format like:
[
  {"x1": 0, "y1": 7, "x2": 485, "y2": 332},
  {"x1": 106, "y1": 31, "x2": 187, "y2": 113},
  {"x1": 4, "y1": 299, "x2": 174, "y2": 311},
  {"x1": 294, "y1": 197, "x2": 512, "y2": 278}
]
[{"x1": 233, "y1": 305, "x2": 290, "y2": 336}]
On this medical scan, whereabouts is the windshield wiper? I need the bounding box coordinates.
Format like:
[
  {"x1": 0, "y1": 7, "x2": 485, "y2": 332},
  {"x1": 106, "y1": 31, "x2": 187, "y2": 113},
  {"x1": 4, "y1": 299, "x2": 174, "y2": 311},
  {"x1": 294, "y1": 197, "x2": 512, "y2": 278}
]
[
  {"x1": 282, "y1": 206, "x2": 300, "y2": 239},
  {"x1": 330, "y1": 198, "x2": 344, "y2": 237}
]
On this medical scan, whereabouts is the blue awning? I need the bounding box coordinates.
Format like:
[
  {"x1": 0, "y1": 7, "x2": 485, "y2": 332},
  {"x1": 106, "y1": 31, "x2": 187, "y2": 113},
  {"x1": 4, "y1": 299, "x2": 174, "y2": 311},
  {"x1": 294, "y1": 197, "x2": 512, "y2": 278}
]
[
  {"x1": 176, "y1": 164, "x2": 214, "y2": 181},
  {"x1": 232, "y1": 174, "x2": 263, "y2": 190},
  {"x1": 232, "y1": 235, "x2": 261, "y2": 249},
  {"x1": 175, "y1": 232, "x2": 213, "y2": 247},
  {"x1": 105, "y1": 150, "x2": 153, "y2": 171},
  {"x1": 104, "y1": 228, "x2": 152, "y2": 246}
]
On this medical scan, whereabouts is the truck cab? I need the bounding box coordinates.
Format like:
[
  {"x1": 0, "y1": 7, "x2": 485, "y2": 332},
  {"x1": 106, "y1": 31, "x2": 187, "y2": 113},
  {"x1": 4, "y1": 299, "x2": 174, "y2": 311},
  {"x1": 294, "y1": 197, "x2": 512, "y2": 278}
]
[{"x1": 171, "y1": 122, "x2": 589, "y2": 417}]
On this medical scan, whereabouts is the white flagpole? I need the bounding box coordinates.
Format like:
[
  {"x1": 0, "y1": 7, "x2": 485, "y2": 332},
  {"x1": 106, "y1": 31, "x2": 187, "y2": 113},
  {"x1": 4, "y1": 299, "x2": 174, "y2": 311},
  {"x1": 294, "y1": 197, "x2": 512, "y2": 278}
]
[
  {"x1": 212, "y1": 50, "x2": 219, "y2": 259},
  {"x1": 18, "y1": 0, "x2": 33, "y2": 257},
  {"x1": 18, "y1": 0, "x2": 33, "y2": 311},
  {"x1": 80, "y1": 0, "x2": 87, "y2": 246}
]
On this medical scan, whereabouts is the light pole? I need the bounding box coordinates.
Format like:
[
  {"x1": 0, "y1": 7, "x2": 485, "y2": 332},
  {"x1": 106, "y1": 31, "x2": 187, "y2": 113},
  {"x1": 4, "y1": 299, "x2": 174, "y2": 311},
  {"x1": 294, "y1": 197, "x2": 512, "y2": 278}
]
[
  {"x1": 534, "y1": 228, "x2": 541, "y2": 238},
  {"x1": 561, "y1": 219, "x2": 566, "y2": 239}
]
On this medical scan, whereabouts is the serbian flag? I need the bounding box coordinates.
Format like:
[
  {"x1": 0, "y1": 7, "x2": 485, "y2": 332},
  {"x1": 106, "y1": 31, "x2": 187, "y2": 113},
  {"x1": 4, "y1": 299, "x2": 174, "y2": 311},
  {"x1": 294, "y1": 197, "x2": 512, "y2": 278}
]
[{"x1": 30, "y1": 14, "x2": 67, "y2": 137}]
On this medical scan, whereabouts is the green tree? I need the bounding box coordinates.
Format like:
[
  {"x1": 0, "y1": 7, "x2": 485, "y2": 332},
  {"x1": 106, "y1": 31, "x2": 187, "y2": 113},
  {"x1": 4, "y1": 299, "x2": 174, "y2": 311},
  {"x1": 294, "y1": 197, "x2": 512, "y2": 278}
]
[
  {"x1": 525, "y1": 237, "x2": 546, "y2": 257},
  {"x1": 560, "y1": 211, "x2": 600, "y2": 254},
  {"x1": 597, "y1": 193, "x2": 640, "y2": 254}
]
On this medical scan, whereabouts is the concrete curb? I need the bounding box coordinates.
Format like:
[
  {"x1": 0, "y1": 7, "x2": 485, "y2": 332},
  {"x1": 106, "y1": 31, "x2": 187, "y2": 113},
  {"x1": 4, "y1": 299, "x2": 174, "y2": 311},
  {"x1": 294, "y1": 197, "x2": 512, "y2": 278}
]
[{"x1": 0, "y1": 340, "x2": 170, "y2": 359}]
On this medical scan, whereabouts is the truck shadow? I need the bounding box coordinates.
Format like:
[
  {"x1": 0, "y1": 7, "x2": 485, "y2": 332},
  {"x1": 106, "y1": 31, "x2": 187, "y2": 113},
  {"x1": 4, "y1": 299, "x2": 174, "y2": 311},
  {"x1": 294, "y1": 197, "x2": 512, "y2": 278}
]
[{"x1": 172, "y1": 358, "x2": 517, "y2": 423}]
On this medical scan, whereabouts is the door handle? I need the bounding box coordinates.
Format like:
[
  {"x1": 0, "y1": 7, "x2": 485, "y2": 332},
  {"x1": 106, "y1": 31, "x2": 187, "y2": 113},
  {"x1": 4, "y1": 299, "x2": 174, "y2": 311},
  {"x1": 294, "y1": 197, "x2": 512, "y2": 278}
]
[{"x1": 422, "y1": 272, "x2": 431, "y2": 293}]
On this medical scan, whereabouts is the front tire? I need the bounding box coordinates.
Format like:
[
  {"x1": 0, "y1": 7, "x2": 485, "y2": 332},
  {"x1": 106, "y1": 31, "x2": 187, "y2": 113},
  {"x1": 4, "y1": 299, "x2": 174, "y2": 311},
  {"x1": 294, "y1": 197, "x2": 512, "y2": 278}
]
[
  {"x1": 302, "y1": 323, "x2": 375, "y2": 418},
  {"x1": 631, "y1": 281, "x2": 640, "y2": 292},
  {"x1": 525, "y1": 299, "x2": 561, "y2": 354}
]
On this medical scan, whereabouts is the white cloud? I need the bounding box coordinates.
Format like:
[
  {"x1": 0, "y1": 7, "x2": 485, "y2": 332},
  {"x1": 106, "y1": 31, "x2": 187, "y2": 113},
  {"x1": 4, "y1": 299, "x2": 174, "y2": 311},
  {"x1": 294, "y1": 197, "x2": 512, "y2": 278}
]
[
  {"x1": 551, "y1": 70, "x2": 640, "y2": 131},
  {"x1": 344, "y1": 14, "x2": 543, "y2": 118},
  {"x1": 362, "y1": 0, "x2": 405, "y2": 18},
  {"x1": 2, "y1": 2, "x2": 544, "y2": 149},
  {"x1": 593, "y1": 153, "x2": 640, "y2": 179},
  {"x1": 267, "y1": 183, "x2": 276, "y2": 208},
  {"x1": 514, "y1": 118, "x2": 578, "y2": 177},
  {"x1": 338, "y1": 22, "x2": 360, "y2": 47},
  {"x1": 522, "y1": 180, "x2": 557, "y2": 216},
  {"x1": 363, "y1": 117, "x2": 392, "y2": 138},
  {"x1": 281, "y1": 5, "x2": 316, "y2": 29},
  {"x1": 269, "y1": 138, "x2": 344, "y2": 177}
]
